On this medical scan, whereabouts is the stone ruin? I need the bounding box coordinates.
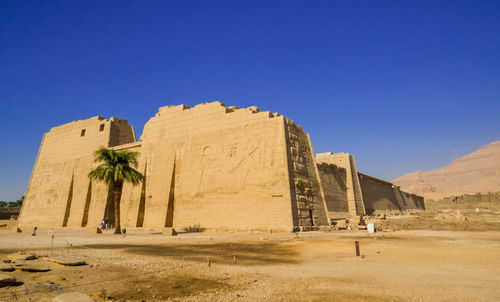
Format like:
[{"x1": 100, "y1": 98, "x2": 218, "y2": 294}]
[{"x1": 18, "y1": 102, "x2": 424, "y2": 232}]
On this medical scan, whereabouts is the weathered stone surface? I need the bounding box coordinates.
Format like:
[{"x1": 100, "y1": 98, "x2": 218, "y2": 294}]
[
  {"x1": 18, "y1": 284, "x2": 29, "y2": 294},
  {"x1": 34, "y1": 281, "x2": 59, "y2": 290},
  {"x1": 162, "y1": 227, "x2": 177, "y2": 236},
  {"x1": 17, "y1": 101, "x2": 424, "y2": 232},
  {"x1": 21, "y1": 265, "x2": 51, "y2": 272},
  {"x1": 45, "y1": 257, "x2": 87, "y2": 266},
  {"x1": 53, "y1": 292, "x2": 96, "y2": 302},
  {"x1": 317, "y1": 153, "x2": 365, "y2": 217},
  {"x1": 90, "y1": 290, "x2": 109, "y2": 300},
  {"x1": 7, "y1": 253, "x2": 36, "y2": 261},
  {"x1": 317, "y1": 152, "x2": 424, "y2": 219},
  {"x1": 0, "y1": 274, "x2": 17, "y2": 287},
  {"x1": 87, "y1": 227, "x2": 102, "y2": 234},
  {"x1": 13, "y1": 262, "x2": 25, "y2": 268},
  {"x1": 0, "y1": 263, "x2": 14, "y2": 272},
  {"x1": 37, "y1": 274, "x2": 66, "y2": 283},
  {"x1": 18, "y1": 102, "x2": 322, "y2": 232}
]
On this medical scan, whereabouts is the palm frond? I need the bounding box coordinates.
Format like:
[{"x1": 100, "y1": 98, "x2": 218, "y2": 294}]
[{"x1": 88, "y1": 148, "x2": 143, "y2": 186}]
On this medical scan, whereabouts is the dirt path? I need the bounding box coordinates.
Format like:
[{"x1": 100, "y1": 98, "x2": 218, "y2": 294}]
[{"x1": 0, "y1": 229, "x2": 499, "y2": 301}]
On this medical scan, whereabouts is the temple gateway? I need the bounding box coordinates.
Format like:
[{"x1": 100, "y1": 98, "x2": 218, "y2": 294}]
[{"x1": 18, "y1": 102, "x2": 424, "y2": 232}]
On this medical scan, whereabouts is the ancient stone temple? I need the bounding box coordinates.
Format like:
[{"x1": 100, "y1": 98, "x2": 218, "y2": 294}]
[{"x1": 18, "y1": 102, "x2": 424, "y2": 232}]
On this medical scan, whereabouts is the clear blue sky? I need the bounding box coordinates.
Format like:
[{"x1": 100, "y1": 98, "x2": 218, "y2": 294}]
[{"x1": 1, "y1": 0, "x2": 499, "y2": 200}]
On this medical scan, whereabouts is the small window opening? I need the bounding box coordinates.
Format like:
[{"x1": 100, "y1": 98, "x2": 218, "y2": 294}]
[
  {"x1": 80, "y1": 129, "x2": 86, "y2": 137},
  {"x1": 99, "y1": 124, "x2": 105, "y2": 132}
]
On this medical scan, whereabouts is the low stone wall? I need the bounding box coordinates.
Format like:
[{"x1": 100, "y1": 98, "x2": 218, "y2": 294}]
[{"x1": 442, "y1": 192, "x2": 500, "y2": 203}]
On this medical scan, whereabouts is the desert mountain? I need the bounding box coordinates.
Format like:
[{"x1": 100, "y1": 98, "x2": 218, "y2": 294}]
[{"x1": 392, "y1": 140, "x2": 500, "y2": 200}]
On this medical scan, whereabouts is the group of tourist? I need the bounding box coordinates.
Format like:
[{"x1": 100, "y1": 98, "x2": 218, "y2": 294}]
[{"x1": 100, "y1": 218, "x2": 111, "y2": 230}]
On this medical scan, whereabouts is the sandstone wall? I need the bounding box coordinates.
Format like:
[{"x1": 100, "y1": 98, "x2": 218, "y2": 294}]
[
  {"x1": 316, "y1": 152, "x2": 424, "y2": 218},
  {"x1": 442, "y1": 192, "x2": 500, "y2": 203},
  {"x1": 284, "y1": 119, "x2": 329, "y2": 229},
  {"x1": 316, "y1": 163, "x2": 349, "y2": 218},
  {"x1": 358, "y1": 173, "x2": 425, "y2": 214},
  {"x1": 316, "y1": 152, "x2": 365, "y2": 216},
  {"x1": 358, "y1": 173, "x2": 403, "y2": 214},
  {"x1": 18, "y1": 117, "x2": 136, "y2": 229},
  {"x1": 19, "y1": 101, "x2": 421, "y2": 232},
  {"x1": 117, "y1": 102, "x2": 306, "y2": 232},
  {"x1": 18, "y1": 102, "x2": 332, "y2": 232}
]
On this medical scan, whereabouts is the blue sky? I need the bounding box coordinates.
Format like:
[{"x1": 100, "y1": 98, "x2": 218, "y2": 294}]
[{"x1": 1, "y1": 0, "x2": 499, "y2": 200}]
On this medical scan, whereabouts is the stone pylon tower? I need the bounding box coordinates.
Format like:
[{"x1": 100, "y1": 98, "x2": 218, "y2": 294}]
[
  {"x1": 18, "y1": 102, "x2": 331, "y2": 232},
  {"x1": 316, "y1": 152, "x2": 366, "y2": 217}
]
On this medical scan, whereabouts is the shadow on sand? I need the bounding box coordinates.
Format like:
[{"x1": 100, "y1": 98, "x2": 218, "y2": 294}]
[{"x1": 84, "y1": 242, "x2": 299, "y2": 266}]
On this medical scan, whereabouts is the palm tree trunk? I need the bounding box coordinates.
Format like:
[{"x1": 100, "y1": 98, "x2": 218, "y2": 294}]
[{"x1": 113, "y1": 182, "x2": 123, "y2": 234}]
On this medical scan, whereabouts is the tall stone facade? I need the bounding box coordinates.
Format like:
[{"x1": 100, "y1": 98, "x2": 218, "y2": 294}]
[
  {"x1": 316, "y1": 153, "x2": 366, "y2": 217},
  {"x1": 18, "y1": 102, "x2": 424, "y2": 232},
  {"x1": 18, "y1": 116, "x2": 136, "y2": 229},
  {"x1": 316, "y1": 152, "x2": 425, "y2": 219}
]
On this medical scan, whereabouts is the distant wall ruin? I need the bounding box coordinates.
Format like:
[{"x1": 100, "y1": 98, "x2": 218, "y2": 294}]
[
  {"x1": 18, "y1": 102, "x2": 423, "y2": 232},
  {"x1": 441, "y1": 192, "x2": 500, "y2": 203}
]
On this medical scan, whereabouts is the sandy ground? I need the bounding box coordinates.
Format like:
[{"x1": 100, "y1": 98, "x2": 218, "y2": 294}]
[{"x1": 0, "y1": 224, "x2": 499, "y2": 302}]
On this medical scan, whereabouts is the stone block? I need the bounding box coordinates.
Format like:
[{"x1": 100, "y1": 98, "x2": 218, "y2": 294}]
[
  {"x1": 53, "y1": 292, "x2": 96, "y2": 302},
  {"x1": 88, "y1": 227, "x2": 102, "y2": 234},
  {"x1": 0, "y1": 274, "x2": 17, "y2": 288},
  {"x1": 162, "y1": 227, "x2": 177, "y2": 236},
  {"x1": 0, "y1": 263, "x2": 14, "y2": 272},
  {"x1": 7, "y1": 253, "x2": 37, "y2": 261},
  {"x1": 21, "y1": 265, "x2": 51, "y2": 272},
  {"x1": 45, "y1": 257, "x2": 87, "y2": 266}
]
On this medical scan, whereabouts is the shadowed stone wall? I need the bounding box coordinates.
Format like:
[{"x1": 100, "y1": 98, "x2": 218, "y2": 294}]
[
  {"x1": 316, "y1": 153, "x2": 425, "y2": 219},
  {"x1": 316, "y1": 163, "x2": 348, "y2": 218}
]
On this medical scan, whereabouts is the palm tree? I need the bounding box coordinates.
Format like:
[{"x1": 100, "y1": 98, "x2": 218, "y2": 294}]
[{"x1": 88, "y1": 147, "x2": 143, "y2": 234}]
